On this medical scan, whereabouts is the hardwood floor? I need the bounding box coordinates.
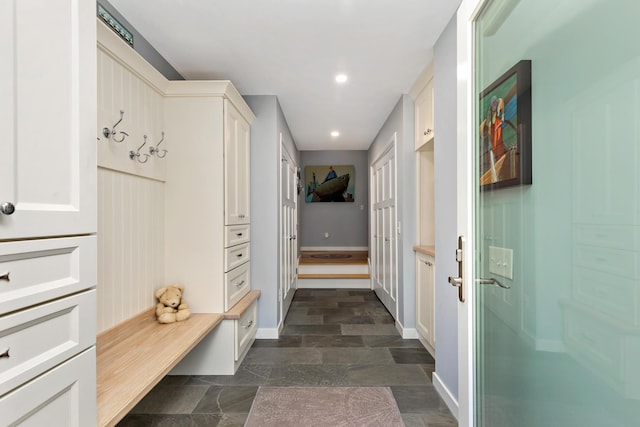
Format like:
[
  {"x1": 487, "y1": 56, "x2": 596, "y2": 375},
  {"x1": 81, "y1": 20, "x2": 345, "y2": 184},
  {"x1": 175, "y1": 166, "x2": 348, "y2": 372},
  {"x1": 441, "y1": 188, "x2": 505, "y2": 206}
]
[{"x1": 116, "y1": 288, "x2": 456, "y2": 427}]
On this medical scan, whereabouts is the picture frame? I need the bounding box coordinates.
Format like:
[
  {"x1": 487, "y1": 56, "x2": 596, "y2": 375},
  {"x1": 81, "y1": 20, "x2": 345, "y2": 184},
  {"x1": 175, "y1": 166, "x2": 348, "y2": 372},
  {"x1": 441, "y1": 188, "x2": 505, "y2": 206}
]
[
  {"x1": 478, "y1": 60, "x2": 532, "y2": 191},
  {"x1": 304, "y1": 165, "x2": 355, "y2": 202}
]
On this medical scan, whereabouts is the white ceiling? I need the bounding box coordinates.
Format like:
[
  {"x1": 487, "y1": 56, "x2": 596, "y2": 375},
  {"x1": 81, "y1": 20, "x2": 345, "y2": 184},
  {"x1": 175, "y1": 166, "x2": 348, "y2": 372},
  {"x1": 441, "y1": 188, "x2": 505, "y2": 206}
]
[{"x1": 108, "y1": 0, "x2": 460, "y2": 151}]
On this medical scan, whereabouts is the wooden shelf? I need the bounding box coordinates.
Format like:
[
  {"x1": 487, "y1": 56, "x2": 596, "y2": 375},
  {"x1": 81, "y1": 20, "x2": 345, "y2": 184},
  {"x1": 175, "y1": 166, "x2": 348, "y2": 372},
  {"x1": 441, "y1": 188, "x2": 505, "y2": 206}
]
[
  {"x1": 298, "y1": 273, "x2": 370, "y2": 279},
  {"x1": 223, "y1": 290, "x2": 261, "y2": 320},
  {"x1": 96, "y1": 309, "x2": 223, "y2": 427}
]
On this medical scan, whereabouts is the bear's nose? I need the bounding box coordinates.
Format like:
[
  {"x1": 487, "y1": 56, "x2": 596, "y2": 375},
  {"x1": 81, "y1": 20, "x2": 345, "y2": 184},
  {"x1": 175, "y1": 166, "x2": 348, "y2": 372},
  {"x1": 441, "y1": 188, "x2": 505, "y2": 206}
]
[{"x1": 171, "y1": 302, "x2": 178, "y2": 307}]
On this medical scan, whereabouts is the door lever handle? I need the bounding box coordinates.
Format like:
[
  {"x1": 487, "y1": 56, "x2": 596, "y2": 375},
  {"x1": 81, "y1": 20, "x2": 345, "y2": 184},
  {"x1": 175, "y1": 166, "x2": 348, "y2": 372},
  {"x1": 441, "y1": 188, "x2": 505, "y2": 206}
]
[{"x1": 476, "y1": 277, "x2": 511, "y2": 289}]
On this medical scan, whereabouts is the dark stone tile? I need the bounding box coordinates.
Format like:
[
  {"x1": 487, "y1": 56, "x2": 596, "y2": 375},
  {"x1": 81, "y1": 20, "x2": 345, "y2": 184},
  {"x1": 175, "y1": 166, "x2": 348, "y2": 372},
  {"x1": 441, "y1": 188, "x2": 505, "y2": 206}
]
[
  {"x1": 401, "y1": 413, "x2": 428, "y2": 427},
  {"x1": 323, "y1": 313, "x2": 375, "y2": 324},
  {"x1": 302, "y1": 335, "x2": 365, "y2": 347},
  {"x1": 309, "y1": 289, "x2": 351, "y2": 297},
  {"x1": 159, "y1": 375, "x2": 190, "y2": 387},
  {"x1": 251, "y1": 336, "x2": 303, "y2": 347},
  {"x1": 269, "y1": 364, "x2": 349, "y2": 386},
  {"x1": 186, "y1": 365, "x2": 272, "y2": 386},
  {"x1": 345, "y1": 364, "x2": 430, "y2": 385},
  {"x1": 363, "y1": 336, "x2": 424, "y2": 348},
  {"x1": 307, "y1": 307, "x2": 355, "y2": 316},
  {"x1": 192, "y1": 386, "x2": 258, "y2": 414},
  {"x1": 341, "y1": 324, "x2": 399, "y2": 336},
  {"x1": 284, "y1": 313, "x2": 324, "y2": 325},
  {"x1": 129, "y1": 385, "x2": 208, "y2": 414},
  {"x1": 347, "y1": 289, "x2": 375, "y2": 295},
  {"x1": 391, "y1": 385, "x2": 441, "y2": 412},
  {"x1": 117, "y1": 414, "x2": 222, "y2": 427},
  {"x1": 420, "y1": 410, "x2": 459, "y2": 425},
  {"x1": 321, "y1": 348, "x2": 394, "y2": 364},
  {"x1": 282, "y1": 324, "x2": 341, "y2": 335},
  {"x1": 290, "y1": 300, "x2": 339, "y2": 308},
  {"x1": 243, "y1": 347, "x2": 322, "y2": 365},
  {"x1": 216, "y1": 412, "x2": 249, "y2": 426},
  {"x1": 390, "y1": 348, "x2": 436, "y2": 364},
  {"x1": 421, "y1": 364, "x2": 435, "y2": 381}
]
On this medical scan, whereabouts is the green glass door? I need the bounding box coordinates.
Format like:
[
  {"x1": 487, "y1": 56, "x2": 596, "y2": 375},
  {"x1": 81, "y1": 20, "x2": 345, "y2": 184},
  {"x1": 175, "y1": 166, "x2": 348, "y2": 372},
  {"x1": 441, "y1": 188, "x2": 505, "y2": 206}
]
[{"x1": 473, "y1": 0, "x2": 640, "y2": 425}]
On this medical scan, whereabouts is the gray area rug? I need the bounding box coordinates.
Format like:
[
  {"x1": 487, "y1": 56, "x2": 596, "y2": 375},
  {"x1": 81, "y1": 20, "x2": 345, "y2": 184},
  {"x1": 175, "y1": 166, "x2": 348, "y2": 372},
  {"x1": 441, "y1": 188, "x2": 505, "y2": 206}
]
[{"x1": 244, "y1": 386, "x2": 404, "y2": 427}]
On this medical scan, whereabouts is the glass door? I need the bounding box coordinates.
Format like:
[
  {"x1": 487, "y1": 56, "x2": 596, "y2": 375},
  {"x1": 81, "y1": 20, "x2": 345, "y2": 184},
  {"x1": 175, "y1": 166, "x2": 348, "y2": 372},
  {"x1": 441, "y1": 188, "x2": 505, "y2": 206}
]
[{"x1": 473, "y1": 0, "x2": 640, "y2": 425}]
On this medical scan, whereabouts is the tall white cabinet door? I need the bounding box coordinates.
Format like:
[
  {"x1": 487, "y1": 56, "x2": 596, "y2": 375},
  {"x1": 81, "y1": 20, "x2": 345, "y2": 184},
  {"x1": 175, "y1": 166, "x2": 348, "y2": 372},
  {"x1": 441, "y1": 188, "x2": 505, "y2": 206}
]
[
  {"x1": 0, "y1": 0, "x2": 96, "y2": 240},
  {"x1": 225, "y1": 100, "x2": 251, "y2": 225},
  {"x1": 416, "y1": 254, "x2": 435, "y2": 354},
  {"x1": 415, "y1": 78, "x2": 434, "y2": 150}
]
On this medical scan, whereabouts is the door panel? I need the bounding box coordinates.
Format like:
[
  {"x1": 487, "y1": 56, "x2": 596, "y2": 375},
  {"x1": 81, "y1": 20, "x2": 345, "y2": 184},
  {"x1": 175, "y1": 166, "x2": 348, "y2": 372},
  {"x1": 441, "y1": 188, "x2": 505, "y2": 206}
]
[{"x1": 280, "y1": 140, "x2": 297, "y2": 324}]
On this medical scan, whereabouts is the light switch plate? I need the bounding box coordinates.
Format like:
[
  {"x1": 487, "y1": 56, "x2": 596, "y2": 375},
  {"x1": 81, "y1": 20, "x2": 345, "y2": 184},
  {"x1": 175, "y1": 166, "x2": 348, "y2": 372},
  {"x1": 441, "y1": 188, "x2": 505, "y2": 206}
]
[{"x1": 488, "y1": 246, "x2": 513, "y2": 279}]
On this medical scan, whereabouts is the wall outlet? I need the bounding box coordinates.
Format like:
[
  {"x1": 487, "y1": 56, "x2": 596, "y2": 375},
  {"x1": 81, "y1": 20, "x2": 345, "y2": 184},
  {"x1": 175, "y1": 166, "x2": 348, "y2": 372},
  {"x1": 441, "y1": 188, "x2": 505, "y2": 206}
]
[
  {"x1": 488, "y1": 246, "x2": 513, "y2": 279},
  {"x1": 324, "y1": 232, "x2": 329, "y2": 238}
]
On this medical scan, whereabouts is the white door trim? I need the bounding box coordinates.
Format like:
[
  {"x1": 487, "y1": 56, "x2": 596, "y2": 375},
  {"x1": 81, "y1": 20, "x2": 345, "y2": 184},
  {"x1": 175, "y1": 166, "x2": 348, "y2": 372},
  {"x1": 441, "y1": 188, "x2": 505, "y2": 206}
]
[{"x1": 457, "y1": 1, "x2": 487, "y2": 426}]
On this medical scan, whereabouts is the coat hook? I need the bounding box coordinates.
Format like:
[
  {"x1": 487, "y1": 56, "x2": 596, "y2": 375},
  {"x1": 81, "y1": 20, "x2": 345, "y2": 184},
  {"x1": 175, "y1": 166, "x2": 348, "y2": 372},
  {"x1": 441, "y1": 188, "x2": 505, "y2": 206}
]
[
  {"x1": 149, "y1": 131, "x2": 168, "y2": 158},
  {"x1": 102, "y1": 110, "x2": 129, "y2": 143},
  {"x1": 129, "y1": 135, "x2": 150, "y2": 163}
]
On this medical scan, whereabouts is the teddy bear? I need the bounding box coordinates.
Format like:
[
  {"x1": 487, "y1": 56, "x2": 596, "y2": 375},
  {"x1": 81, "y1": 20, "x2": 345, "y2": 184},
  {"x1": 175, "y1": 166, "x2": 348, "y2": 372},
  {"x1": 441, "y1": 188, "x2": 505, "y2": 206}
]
[{"x1": 155, "y1": 284, "x2": 192, "y2": 324}]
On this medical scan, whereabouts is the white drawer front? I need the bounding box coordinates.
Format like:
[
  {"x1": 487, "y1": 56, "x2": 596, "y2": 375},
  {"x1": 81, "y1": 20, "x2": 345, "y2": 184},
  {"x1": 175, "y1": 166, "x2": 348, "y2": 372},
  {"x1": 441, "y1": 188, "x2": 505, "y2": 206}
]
[
  {"x1": 224, "y1": 224, "x2": 250, "y2": 248},
  {"x1": 0, "y1": 347, "x2": 96, "y2": 426},
  {"x1": 224, "y1": 242, "x2": 250, "y2": 272},
  {"x1": 224, "y1": 262, "x2": 250, "y2": 312},
  {"x1": 574, "y1": 244, "x2": 639, "y2": 279},
  {"x1": 0, "y1": 289, "x2": 96, "y2": 397},
  {"x1": 574, "y1": 224, "x2": 640, "y2": 251},
  {"x1": 0, "y1": 236, "x2": 96, "y2": 315},
  {"x1": 235, "y1": 300, "x2": 257, "y2": 361}
]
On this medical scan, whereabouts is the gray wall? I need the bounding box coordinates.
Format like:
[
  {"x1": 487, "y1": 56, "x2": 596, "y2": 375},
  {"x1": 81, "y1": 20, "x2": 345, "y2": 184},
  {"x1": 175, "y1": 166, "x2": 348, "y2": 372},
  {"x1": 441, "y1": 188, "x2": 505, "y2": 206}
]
[
  {"x1": 245, "y1": 95, "x2": 300, "y2": 332},
  {"x1": 299, "y1": 151, "x2": 369, "y2": 248},
  {"x1": 368, "y1": 95, "x2": 416, "y2": 331},
  {"x1": 98, "y1": 1, "x2": 183, "y2": 80},
  {"x1": 433, "y1": 15, "x2": 459, "y2": 400}
]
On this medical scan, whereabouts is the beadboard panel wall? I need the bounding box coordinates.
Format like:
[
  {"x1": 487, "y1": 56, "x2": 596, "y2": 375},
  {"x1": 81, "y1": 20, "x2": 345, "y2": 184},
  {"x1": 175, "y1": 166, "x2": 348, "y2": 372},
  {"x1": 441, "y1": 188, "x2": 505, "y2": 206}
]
[
  {"x1": 97, "y1": 168, "x2": 164, "y2": 332},
  {"x1": 97, "y1": 42, "x2": 166, "y2": 182}
]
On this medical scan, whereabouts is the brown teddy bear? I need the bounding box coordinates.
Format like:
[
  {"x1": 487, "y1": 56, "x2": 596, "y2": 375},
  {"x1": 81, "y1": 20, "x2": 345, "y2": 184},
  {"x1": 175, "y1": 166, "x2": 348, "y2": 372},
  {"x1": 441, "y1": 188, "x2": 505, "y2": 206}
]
[{"x1": 155, "y1": 284, "x2": 192, "y2": 324}]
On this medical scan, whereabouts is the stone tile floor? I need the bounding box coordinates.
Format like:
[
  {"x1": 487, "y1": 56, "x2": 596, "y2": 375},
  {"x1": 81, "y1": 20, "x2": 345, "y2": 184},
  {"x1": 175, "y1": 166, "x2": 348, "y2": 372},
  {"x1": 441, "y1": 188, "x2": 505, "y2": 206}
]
[{"x1": 117, "y1": 289, "x2": 457, "y2": 426}]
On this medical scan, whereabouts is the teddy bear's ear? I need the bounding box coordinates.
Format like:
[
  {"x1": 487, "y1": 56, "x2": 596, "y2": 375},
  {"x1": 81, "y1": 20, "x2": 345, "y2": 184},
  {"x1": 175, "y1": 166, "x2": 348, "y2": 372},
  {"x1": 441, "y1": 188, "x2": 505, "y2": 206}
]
[
  {"x1": 173, "y1": 284, "x2": 184, "y2": 292},
  {"x1": 155, "y1": 287, "x2": 168, "y2": 299}
]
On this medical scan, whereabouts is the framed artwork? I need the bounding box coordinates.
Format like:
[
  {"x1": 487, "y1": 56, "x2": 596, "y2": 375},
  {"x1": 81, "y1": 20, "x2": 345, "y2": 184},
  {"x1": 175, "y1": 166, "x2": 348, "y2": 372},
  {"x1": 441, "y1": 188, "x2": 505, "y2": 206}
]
[
  {"x1": 479, "y1": 60, "x2": 532, "y2": 191},
  {"x1": 305, "y1": 165, "x2": 354, "y2": 202}
]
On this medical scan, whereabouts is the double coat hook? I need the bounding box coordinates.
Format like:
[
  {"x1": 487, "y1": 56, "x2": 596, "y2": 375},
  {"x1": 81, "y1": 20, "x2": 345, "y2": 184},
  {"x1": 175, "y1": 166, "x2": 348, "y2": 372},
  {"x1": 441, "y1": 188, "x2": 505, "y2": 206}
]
[
  {"x1": 129, "y1": 135, "x2": 150, "y2": 163},
  {"x1": 102, "y1": 110, "x2": 129, "y2": 143}
]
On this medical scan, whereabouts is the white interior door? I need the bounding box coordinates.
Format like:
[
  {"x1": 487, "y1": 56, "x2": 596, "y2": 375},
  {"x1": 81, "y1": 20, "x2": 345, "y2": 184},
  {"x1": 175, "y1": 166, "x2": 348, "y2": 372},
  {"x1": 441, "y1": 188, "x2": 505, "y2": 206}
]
[
  {"x1": 370, "y1": 136, "x2": 398, "y2": 319},
  {"x1": 280, "y1": 138, "x2": 297, "y2": 324}
]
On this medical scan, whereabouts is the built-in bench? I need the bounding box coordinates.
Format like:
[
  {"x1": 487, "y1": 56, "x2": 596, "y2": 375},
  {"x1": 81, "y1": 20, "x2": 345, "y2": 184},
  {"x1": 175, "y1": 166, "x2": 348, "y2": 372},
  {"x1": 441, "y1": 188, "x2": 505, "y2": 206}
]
[
  {"x1": 96, "y1": 311, "x2": 223, "y2": 427},
  {"x1": 96, "y1": 289, "x2": 261, "y2": 427}
]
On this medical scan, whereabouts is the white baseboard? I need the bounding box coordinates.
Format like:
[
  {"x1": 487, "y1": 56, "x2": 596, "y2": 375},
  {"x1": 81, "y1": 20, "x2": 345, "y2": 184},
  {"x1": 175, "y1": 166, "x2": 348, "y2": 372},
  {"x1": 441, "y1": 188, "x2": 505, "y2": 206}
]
[
  {"x1": 297, "y1": 278, "x2": 371, "y2": 289},
  {"x1": 300, "y1": 246, "x2": 368, "y2": 251},
  {"x1": 394, "y1": 320, "x2": 419, "y2": 339},
  {"x1": 433, "y1": 372, "x2": 459, "y2": 420},
  {"x1": 256, "y1": 328, "x2": 279, "y2": 339}
]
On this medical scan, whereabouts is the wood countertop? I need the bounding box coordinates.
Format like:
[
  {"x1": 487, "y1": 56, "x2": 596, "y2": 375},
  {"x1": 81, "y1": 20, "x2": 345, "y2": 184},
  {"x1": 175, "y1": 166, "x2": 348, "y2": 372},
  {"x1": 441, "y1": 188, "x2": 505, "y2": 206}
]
[{"x1": 413, "y1": 245, "x2": 435, "y2": 257}]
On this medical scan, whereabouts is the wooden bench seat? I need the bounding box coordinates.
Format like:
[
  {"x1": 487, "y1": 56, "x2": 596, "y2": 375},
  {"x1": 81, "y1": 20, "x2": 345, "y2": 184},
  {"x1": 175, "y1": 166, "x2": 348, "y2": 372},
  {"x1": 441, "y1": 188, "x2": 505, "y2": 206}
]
[{"x1": 96, "y1": 310, "x2": 223, "y2": 427}]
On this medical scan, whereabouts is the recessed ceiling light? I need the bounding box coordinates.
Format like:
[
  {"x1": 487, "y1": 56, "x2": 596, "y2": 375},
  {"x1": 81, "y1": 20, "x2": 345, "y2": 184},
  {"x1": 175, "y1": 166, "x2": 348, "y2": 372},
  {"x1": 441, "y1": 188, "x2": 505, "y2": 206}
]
[
  {"x1": 331, "y1": 131, "x2": 340, "y2": 137},
  {"x1": 335, "y1": 74, "x2": 348, "y2": 83}
]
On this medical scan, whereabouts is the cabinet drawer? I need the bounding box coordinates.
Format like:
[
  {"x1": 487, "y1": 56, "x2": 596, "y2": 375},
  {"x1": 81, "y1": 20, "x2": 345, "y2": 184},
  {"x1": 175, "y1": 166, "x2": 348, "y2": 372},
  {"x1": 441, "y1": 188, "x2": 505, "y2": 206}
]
[
  {"x1": 573, "y1": 244, "x2": 639, "y2": 278},
  {"x1": 224, "y1": 224, "x2": 250, "y2": 248},
  {"x1": 234, "y1": 300, "x2": 257, "y2": 361},
  {"x1": 0, "y1": 347, "x2": 96, "y2": 426},
  {"x1": 224, "y1": 262, "x2": 251, "y2": 312},
  {"x1": 0, "y1": 290, "x2": 96, "y2": 397},
  {"x1": 224, "y1": 242, "x2": 250, "y2": 272},
  {"x1": 0, "y1": 236, "x2": 96, "y2": 315}
]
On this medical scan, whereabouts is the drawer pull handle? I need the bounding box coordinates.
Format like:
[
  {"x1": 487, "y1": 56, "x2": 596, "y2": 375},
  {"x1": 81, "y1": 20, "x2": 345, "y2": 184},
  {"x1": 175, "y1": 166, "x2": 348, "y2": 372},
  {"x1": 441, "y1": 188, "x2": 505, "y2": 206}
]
[
  {"x1": 0, "y1": 348, "x2": 9, "y2": 358},
  {"x1": 237, "y1": 253, "x2": 243, "y2": 258},
  {"x1": 0, "y1": 272, "x2": 9, "y2": 282},
  {"x1": 244, "y1": 320, "x2": 254, "y2": 328},
  {"x1": 235, "y1": 280, "x2": 246, "y2": 287},
  {"x1": 236, "y1": 233, "x2": 243, "y2": 237}
]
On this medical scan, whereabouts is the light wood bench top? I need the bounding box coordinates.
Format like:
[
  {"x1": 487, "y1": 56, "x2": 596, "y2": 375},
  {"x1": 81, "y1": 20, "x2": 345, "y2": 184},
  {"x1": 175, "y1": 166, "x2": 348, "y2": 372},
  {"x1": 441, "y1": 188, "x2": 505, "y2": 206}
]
[
  {"x1": 96, "y1": 310, "x2": 223, "y2": 427},
  {"x1": 223, "y1": 290, "x2": 261, "y2": 319}
]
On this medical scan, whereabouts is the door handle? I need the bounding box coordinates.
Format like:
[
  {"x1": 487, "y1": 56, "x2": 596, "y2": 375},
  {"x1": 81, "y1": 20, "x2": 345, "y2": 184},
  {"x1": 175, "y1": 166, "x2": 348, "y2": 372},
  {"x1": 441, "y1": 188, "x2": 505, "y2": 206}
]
[
  {"x1": 476, "y1": 277, "x2": 511, "y2": 289},
  {"x1": 447, "y1": 236, "x2": 465, "y2": 302}
]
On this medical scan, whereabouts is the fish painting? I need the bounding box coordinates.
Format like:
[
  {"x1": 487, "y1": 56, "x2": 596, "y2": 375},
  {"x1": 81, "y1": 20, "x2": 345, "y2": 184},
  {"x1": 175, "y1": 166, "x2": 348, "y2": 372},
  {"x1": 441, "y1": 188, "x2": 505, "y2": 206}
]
[{"x1": 305, "y1": 165, "x2": 355, "y2": 202}]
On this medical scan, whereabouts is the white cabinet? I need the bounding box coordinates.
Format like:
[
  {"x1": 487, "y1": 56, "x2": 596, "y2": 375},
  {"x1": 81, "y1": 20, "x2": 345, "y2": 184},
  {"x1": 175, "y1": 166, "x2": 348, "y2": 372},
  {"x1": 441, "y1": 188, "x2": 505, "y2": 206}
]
[
  {"x1": 0, "y1": 1, "x2": 96, "y2": 424},
  {"x1": 414, "y1": 78, "x2": 434, "y2": 150},
  {"x1": 416, "y1": 252, "x2": 435, "y2": 356},
  {"x1": 0, "y1": 0, "x2": 96, "y2": 240},
  {"x1": 164, "y1": 81, "x2": 256, "y2": 374},
  {"x1": 225, "y1": 100, "x2": 251, "y2": 226}
]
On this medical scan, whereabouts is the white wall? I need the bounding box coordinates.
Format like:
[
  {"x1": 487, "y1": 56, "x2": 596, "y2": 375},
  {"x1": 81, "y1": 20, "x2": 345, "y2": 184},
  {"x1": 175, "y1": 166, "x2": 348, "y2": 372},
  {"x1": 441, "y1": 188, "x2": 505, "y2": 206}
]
[
  {"x1": 368, "y1": 95, "x2": 417, "y2": 331},
  {"x1": 433, "y1": 15, "x2": 459, "y2": 400}
]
